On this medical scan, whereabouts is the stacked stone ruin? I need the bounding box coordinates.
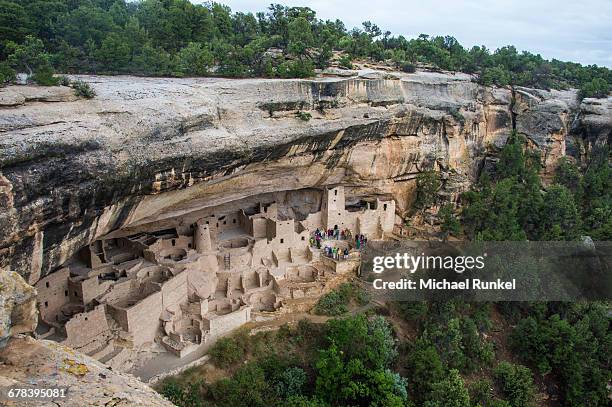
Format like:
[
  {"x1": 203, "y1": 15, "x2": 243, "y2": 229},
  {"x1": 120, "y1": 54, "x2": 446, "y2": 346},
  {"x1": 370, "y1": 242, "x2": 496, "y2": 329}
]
[{"x1": 34, "y1": 186, "x2": 395, "y2": 367}]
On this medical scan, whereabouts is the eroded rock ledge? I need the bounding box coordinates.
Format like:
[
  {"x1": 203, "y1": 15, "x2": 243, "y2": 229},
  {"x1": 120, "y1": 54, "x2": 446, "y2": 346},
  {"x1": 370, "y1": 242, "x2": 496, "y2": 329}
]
[
  {"x1": 0, "y1": 70, "x2": 609, "y2": 284},
  {"x1": 0, "y1": 269, "x2": 173, "y2": 406}
]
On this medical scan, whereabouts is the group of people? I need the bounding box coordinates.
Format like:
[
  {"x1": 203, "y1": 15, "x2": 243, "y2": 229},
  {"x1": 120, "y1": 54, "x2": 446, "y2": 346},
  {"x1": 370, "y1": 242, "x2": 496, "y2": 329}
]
[
  {"x1": 306, "y1": 226, "x2": 368, "y2": 261},
  {"x1": 324, "y1": 246, "x2": 350, "y2": 260},
  {"x1": 314, "y1": 227, "x2": 352, "y2": 242},
  {"x1": 309, "y1": 227, "x2": 353, "y2": 249},
  {"x1": 355, "y1": 234, "x2": 368, "y2": 249}
]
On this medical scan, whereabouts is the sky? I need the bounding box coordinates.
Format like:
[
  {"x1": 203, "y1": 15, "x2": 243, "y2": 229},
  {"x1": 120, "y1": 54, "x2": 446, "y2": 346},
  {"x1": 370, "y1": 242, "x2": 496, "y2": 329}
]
[{"x1": 196, "y1": 0, "x2": 612, "y2": 68}]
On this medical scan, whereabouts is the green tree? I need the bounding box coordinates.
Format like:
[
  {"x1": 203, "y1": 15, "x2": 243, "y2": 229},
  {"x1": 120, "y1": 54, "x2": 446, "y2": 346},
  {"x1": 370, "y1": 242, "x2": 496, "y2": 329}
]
[
  {"x1": 315, "y1": 315, "x2": 407, "y2": 406},
  {"x1": 439, "y1": 203, "x2": 461, "y2": 239},
  {"x1": 414, "y1": 170, "x2": 440, "y2": 211},
  {"x1": 404, "y1": 339, "x2": 445, "y2": 404},
  {"x1": 538, "y1": 185, "x2": 581, "y2": 240},
  {"x1": 274, "y1": 367, "x2": 307, "y2": 399},
  {"x1": 285, "y1": 396, "x2": 329, "y2": 407},
  {"x1": 554, "y1": 157, "x2": 581, "y2": 195},
  {"x1": 0, "y1": 62, "x2": 15, "y2": 85},
  {"x1": 0, "y1": 1, "x2": 32, "y2": 48},
  {"x1": 96, "y1": 32, "x2": 130, "y2": 72},
  {"x1": 287, "y1": 16, "x2": 313, "y2": 56},
  {"x1": 177, "y1": 42, "x2": 213, "y2": 76},
  {"x1": 493, "y1": 362, "x2": 535, "y2": 407},
  {"x1": 6, "y1": 35, "x2": 51, "y2": 77},
  {"x1": 424, "y1": 369, "x2": 471, "y2": 407},
  {"x1": 579, "y1": 77, "x2": 609, "y2": 99},
  {"x1": 480, "y1": 65, "x2": 511, "y2": 86}
]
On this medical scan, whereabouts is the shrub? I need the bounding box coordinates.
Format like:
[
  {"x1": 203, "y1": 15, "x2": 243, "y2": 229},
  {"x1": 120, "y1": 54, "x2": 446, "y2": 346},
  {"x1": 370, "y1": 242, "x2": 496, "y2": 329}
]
[
  {"x1": 209, "y1": 337, "x2": 245, "y2": 368},
  {"x1": 414, "y1": 170, "x2": 440, "y2": 211},
  {"x1": 209, "y1": 363, "x2": 272, "y2": 406},
  {"x1": 57, "y1": 75, "x2": 71, "y2": 86},
  {"x1": 274, "y1": 367, "x2": 307, "y2": 398},
  {"x1": 338, "y1": 55, "x2": 353, "y2": 69},
  {"x1": 296, "y1": 111, "x2": 312, "y2": 121},
  {"x1": 0, "y1": 63, "x2": 16, "y2": 86},
  {"x1": 494, "y1": 362, "x2": 535, "y2": 407},
  {"x1": 313, "y1": 283, "x2": 366, "y2": 316},
  {"x1": 439, "y1": 203, "x2": 461, "y2": 238},
  {"x1": 313, "y1": 289, "x2": 348, "y2": 316},
  {"x1": 32, "y1": 66, "x2": 59, "y2": 86},
  {"x1": 400, "y1": 62, "x2": 416, "y2": 73},
  {"x1": 71, "y1": 80, "x2": 96, "y2": 99},
  {"x1": 159, "y1": 380, "x2": 204, "y2": 407}
]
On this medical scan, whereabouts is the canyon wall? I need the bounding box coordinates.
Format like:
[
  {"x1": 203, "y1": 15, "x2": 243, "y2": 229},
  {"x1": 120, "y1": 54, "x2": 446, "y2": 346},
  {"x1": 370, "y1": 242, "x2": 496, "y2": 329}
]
[{"x1": 0, "y1": 70, "x2": 610, "y2": 284}]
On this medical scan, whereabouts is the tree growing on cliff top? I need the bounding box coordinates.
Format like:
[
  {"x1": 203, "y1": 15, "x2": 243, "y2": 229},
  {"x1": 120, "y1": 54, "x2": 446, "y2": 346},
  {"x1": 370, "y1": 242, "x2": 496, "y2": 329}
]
[
  {"x1": 6, "y1": 35, "x2": 51, "y2": 76},
  {"x1": 1, "y1": 1, "x2": 610, "y2": 88}
]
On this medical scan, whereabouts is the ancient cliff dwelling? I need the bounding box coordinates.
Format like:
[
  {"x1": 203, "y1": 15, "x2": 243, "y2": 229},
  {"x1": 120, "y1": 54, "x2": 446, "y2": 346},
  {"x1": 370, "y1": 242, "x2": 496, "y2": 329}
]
[
  {"x1": 0, "y1": 38, "x2": 609, "y2": 404},
  {"x1": 33, "y1": 186, "x2": 394, "y2": 368}
]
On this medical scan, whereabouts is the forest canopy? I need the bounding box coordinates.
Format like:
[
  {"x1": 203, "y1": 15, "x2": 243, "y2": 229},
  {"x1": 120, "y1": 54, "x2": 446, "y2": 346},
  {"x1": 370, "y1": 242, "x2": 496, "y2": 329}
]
[{"x1": 0, "y1": 0, "x2": 611, "y2": 98}]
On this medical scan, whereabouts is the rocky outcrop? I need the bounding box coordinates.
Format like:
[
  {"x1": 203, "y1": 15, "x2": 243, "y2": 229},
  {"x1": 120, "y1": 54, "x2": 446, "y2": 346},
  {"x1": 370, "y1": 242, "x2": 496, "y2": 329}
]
[
  {"x1": 0, "y1": 70, "x2": 609, "y2": 284},
  {"x1": 0, "y1": 335, "x2": 174, "y2": 406},
  {"x1": 0, "y1": 85, "x2": 78, "y2": 107},
  {"x1": 571, "y1": 97, "x2": 612, "y2": 158},
  {"x1": 0, "y1": 269, "x2": 37, "y2": 346},
  {"x1": 0, "y1": 269, "x2": 174, "y2": 406}
]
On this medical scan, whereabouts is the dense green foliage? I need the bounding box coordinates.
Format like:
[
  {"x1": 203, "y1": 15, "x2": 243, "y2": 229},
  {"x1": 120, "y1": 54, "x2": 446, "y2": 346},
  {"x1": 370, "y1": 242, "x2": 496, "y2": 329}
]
[
  {"x1": 438, "y1": 203, "x2": 461, "y2": 239},
  {"x1": 413, "y1": 170, "x2": 441, "y2": 212},
  {"x1": 493, "y1": 361, "x2": 536, "y2": 407},
  {"x1": 208, "y1": 335, "x2": 246, "y2": 368},
  {"x1": 398, "y1": 301, "x2": 498, "y2": 405},
  {"x1": 460, "y1": 132, "x2": 611, "y2": 241},
  {"x1": 455, "y1": 134, "x2": 611, "y2": 406},
  {"x1": 508, "y1": 302, "x2": 611, "y2": 406},
  {"x1": 0, "y1": 0, "x2": 610, "y2": 94},
  {"x1": 314, "y1": 315, "x2": 407, "y2": 406},
  {"x1": 159, "y1": 316, "x2": 410, "y2": 407}
]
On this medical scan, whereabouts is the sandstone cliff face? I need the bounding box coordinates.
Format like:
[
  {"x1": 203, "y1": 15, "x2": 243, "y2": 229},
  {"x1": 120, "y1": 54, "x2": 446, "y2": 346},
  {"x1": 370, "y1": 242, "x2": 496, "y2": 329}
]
[{"x1": 0, "y1": 70, "x2": 609, "y2": 283}]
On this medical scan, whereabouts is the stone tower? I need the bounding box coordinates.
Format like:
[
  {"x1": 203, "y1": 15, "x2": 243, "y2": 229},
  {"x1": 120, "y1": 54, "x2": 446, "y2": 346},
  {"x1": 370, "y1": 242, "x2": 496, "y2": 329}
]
[
  {"x1": 322, "y1": 186, "x2": 345, "y2": 229},
  {"x1": 195, "y1": 219, "x2": 212, "y2": 253}
]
